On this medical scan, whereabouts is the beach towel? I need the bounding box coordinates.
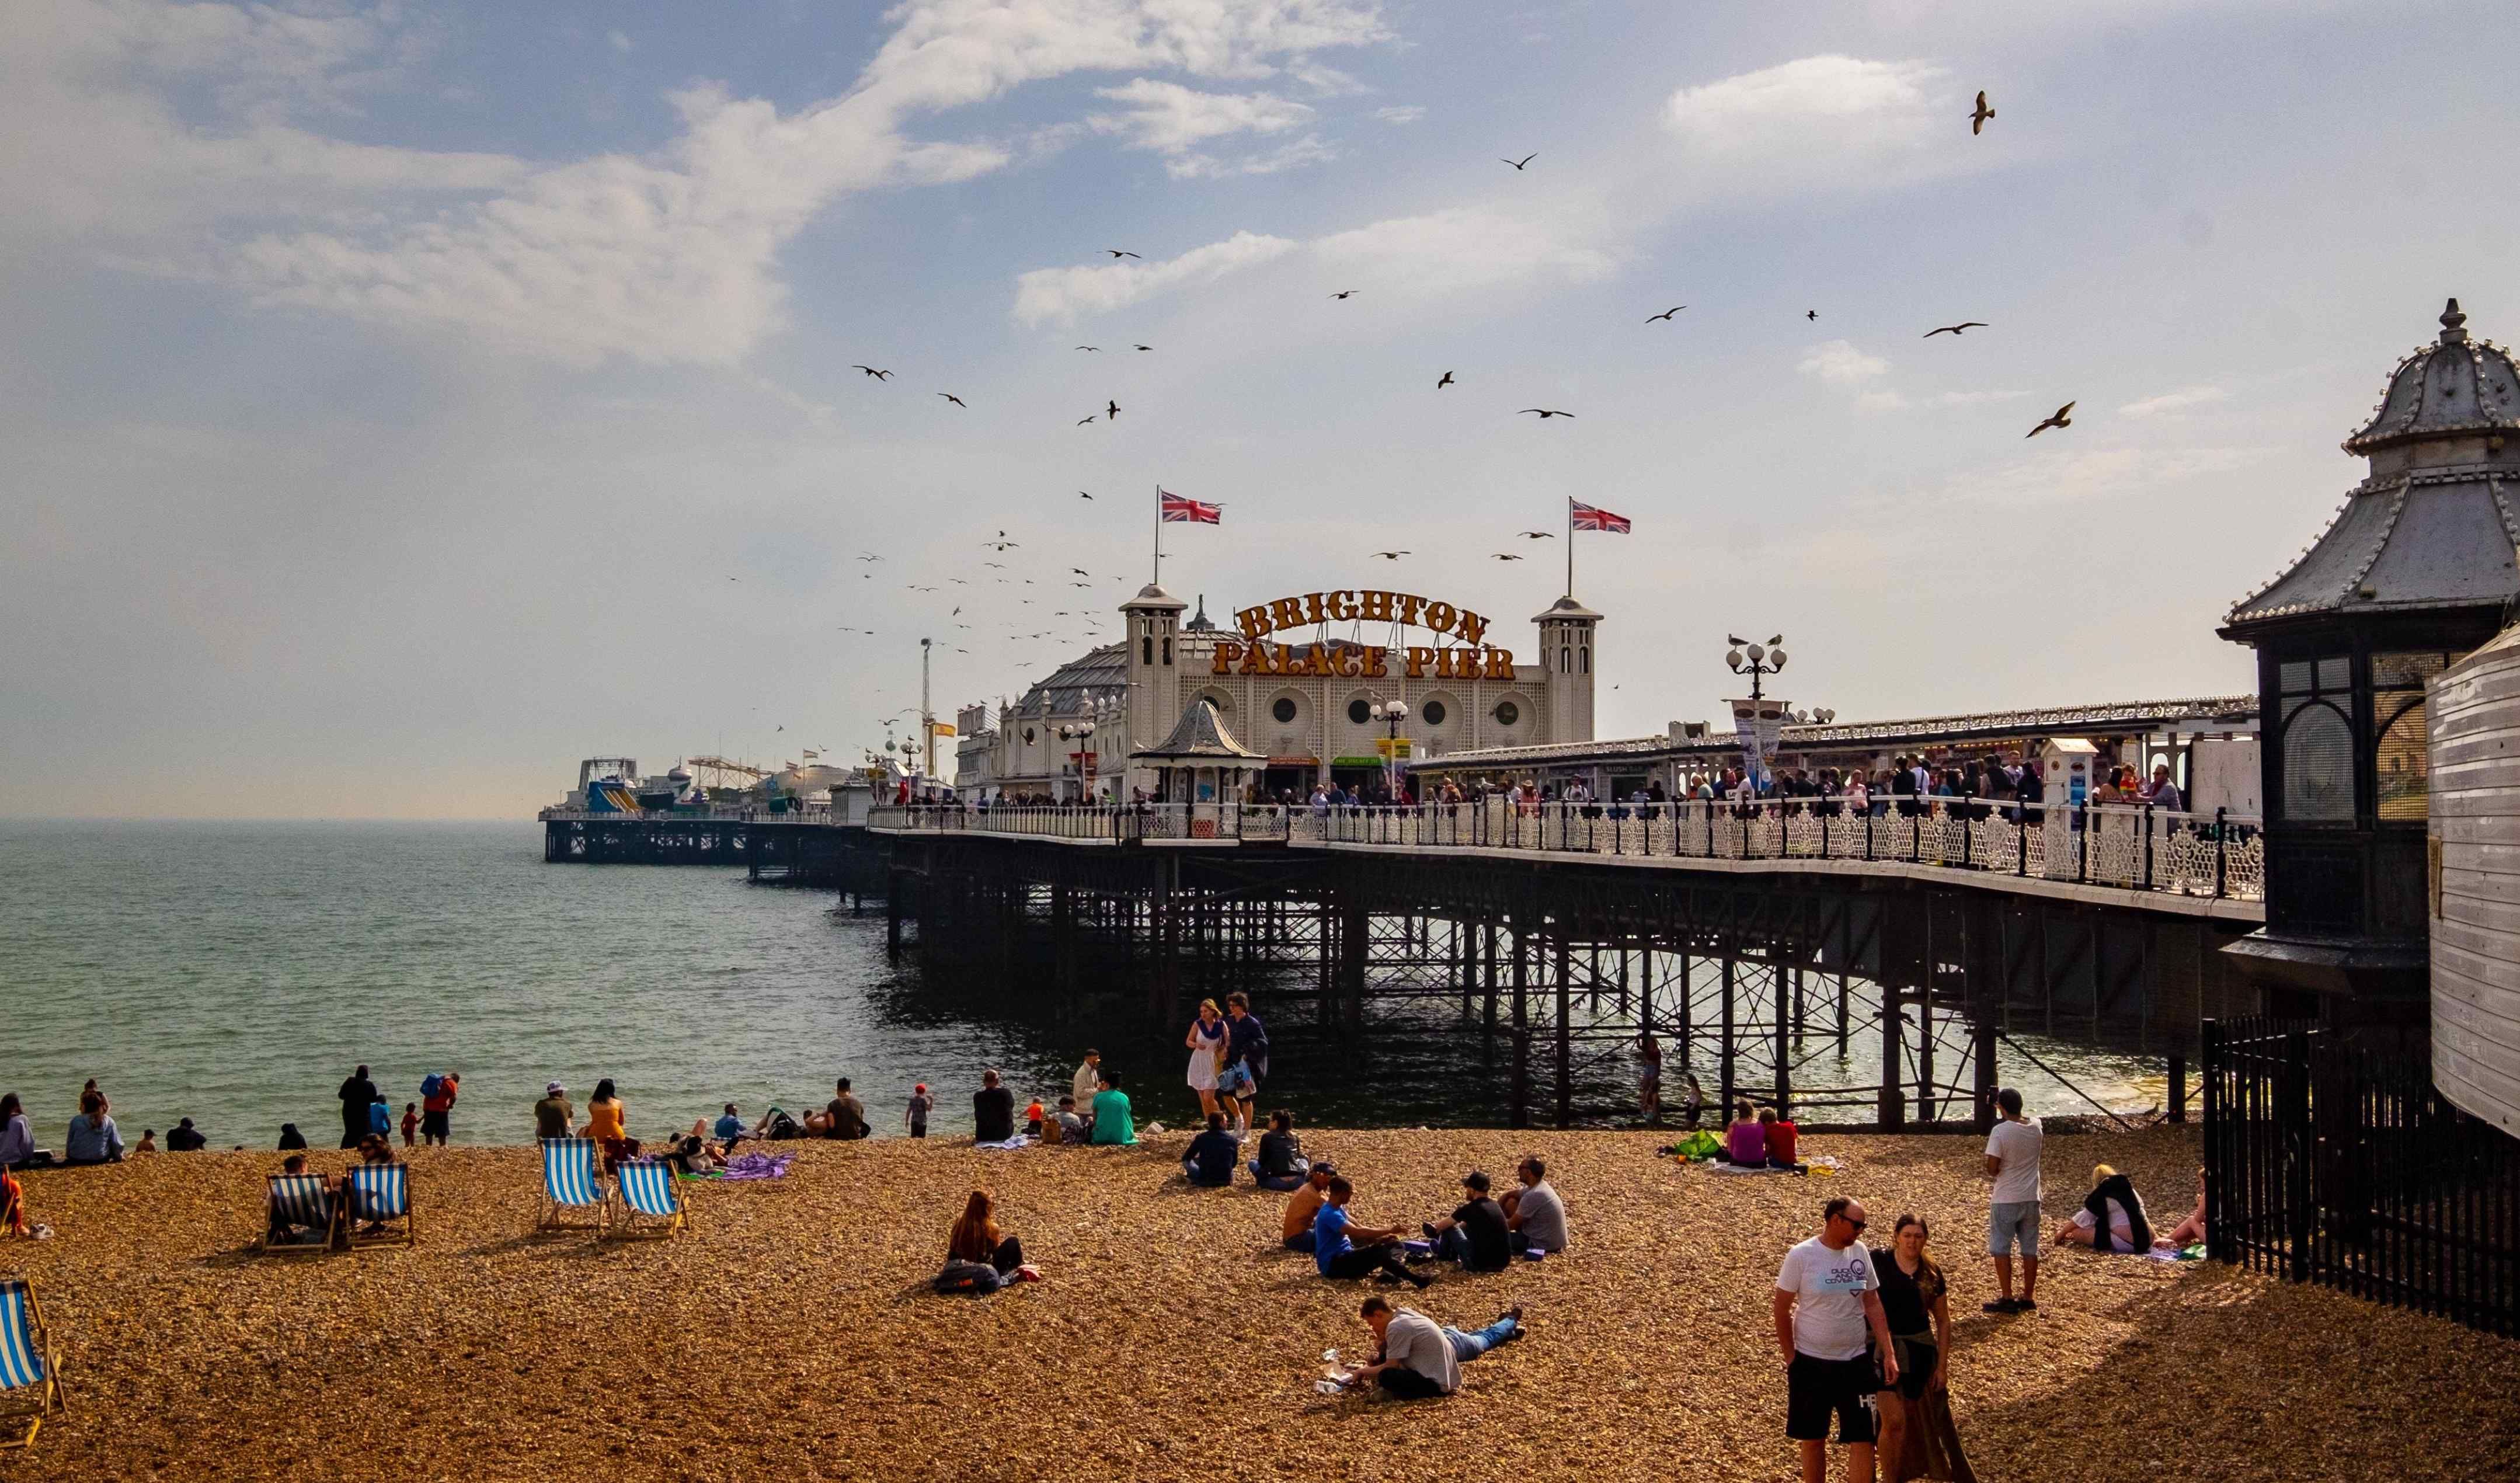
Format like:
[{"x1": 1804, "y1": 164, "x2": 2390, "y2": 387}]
[
  {"x1": 718, "y1": 1153, "x2": 793, "y2": 1181},
  {"x1": 1713, "y1": 1161, "x2": 1793, "y2": 1175},
  {"x1": 974, "y1": 1136, "x2": 1035, "y2": 1151}
]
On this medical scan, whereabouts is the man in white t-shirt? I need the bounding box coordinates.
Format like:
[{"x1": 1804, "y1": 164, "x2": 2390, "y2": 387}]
[
  {"x1": 1773, "y1": 1196, "x2": 1896, "y2": 1483},
  {"x1": 1983, "y1": 1087, "x2": 2044, "y2": 1314}
]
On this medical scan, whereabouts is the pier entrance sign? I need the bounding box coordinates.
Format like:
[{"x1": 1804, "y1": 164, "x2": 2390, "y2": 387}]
[{"x1": 1220, "y1": 587, "x2": 1513, "y2": 680}]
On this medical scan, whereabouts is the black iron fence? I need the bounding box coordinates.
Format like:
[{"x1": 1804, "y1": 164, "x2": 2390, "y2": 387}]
[{"x1": 2204, "y1": 1016, "x2": 2520, "y2": 1336}]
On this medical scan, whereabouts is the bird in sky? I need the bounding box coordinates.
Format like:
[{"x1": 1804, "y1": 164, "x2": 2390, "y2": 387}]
[
  {"x1": 1805, "y1": 310, "x2": 1818, "y2": 321},
  {"x1": 1105, "y1": 249, "x2": 1141, "y2": 259},
  {"x1": 1134, "y1": 344, "x2": 1153, "y2": 351},
  {"x1": 855, "y1": 553, "x2": 882, "y2": 562},
  {"x1": 984, "y1": 536, "x2": 1019, "y2": 550},
  {"x1": 1077, "y1": 415, "x2": 1097, "y2": 425},
  {"x1": 726, "y1": 575, "x2": 740, "y2": 582},
  {"x1": 907, "y1": 584, "x2": 938, "y2": 593},
  {"x1": 2026, "y1": 401, "x2": 2076, "y2": 437},
  {"x1": 1330, "y1": 290, "x2": 1358, "y2": 300},
  {"x1": 1075, "y1": 345, "x2": 1100, "y2": 352},
  {"x1": 1516, "y1": 531, "x2": 1556, "y2": 539},
  {"x1": 985, "y1": 561, "x2": 1006, "y2": 568},
  {"x1": 1923, "y1": 322, "x2": 1988, "y2": 337},
  {"x1": 1071, "y1": 568, "x2": 1090, "y2": 576},
  {"x1": 938, "y1": 392, "x2": 966, "y2": 407},
  {"x1": 1502, "y1": 153, "x2": 1536, "y2": 170},
  {"x1": 851, "y1": 365, "x2": 892, "y2": 380},
  {"x1": 1971, "y1": 91, "x2": 1995, "y2": 135},
  {"x1": 1490, "y1": 552, "x2": 1524, "y2": 561},
  {"x1": 1519, "y1": 408, "x2": 1574, "y2": 419},
  {"x1": 1071, "y1": 581, "x2": 1092, "y2": 589},
  {"x1": 1436, "y1": 371, "x2": 1454, "y2": 388},
  {"x1": 948, "y1": 577, "x2": 968, "y2": 584},
  {"x1": 1077, "y1": 491, "x2": 1092, "y2": 500},
  {"x1": 1370, "y1": 551, "x2": 1409, "y2": 561},
  {"x1": 1645, "y1": 306, "x2": 1686, "y2": 323},
  {"x1": 1106, "y1": 400, "x2": 1120, "y2": 419}
]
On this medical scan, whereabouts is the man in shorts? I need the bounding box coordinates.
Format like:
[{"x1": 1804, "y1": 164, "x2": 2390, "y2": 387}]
[
  {"x1": 1773, "y1": 1196, "x2": 1896, "y2": 1483},
  {"x1": 1983, "y1": 1086, "x2": 2044, "y2": 1313}
]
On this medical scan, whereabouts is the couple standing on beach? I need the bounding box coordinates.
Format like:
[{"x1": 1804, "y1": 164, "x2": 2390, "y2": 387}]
[{"x1": 1185, "y1": 992, "x2": 1267, "y2": 1137}]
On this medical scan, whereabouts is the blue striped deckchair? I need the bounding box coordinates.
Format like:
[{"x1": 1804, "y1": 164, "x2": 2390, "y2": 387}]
[
  {"x1": 255, "y1": 1172, "x2": 341, "y2": 1255},
  {"x1": 0, "y1": 1280, "x2": 67, "y2": 1451},
  {"x1": 538, "y1": 1138, "x2": 610, "y2": 1234},
  {"x1": 344, "y1": 1162, "x2": 415, "y2": 1249},
  {"x1": 605, "y1": 1159, "x2": 687, "y2": 1241}
]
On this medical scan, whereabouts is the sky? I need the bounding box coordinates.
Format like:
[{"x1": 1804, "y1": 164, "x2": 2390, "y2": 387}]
[{"x1": 4, "y1": 0, "x2": 2512, "y2": 819}]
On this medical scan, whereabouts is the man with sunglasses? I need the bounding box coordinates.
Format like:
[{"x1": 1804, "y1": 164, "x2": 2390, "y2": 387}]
[{"x1": 1774, "y1": 1196, "x2": 1898, "y2": 1483}]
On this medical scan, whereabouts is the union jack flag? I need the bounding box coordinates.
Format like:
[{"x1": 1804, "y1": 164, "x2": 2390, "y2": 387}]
[
  {"x1": 1160, "y1": 489, "x2": 1223, "y2": 524},
  {"x1": 1569, "y1": 499, "x2": 1630, "y2": 533}
]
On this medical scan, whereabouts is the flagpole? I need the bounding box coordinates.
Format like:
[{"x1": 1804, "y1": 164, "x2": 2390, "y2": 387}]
[
  {"x1": 1153, "y1": 486, "x2": 1162, "y2": 585},
  {"x1": 1564, "y1": 497, "x2": 1574, "y2": 597}
]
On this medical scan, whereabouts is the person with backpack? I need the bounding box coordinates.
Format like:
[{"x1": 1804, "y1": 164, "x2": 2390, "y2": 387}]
[
  {"x1": 420, "y1": 1071, "x2": 459, "y2": 1146},
  {"x1": 937, "y1": 1189, "x2": 1039, "y2": 1295}
]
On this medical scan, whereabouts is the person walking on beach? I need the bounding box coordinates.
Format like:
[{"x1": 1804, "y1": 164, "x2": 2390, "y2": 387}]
[
  {"x1": 1871, "y1": 1214, "x2": 1959, "y2": 1483},
  {"x1": 420, "y1": 1071, "x2": 458, "y2": 1146},
  {"x1": 972, "y1": 1070, "x2": 1015, "y2": 1143},
  {"x1": 337, "y1": 1064, "x2": 379, "y2": 1149},
  {"x1": 1185, "y1": 998, "x2": 1229, "y2": 1124},
  {"x1": 1222, "y1": 991, "x2": 1269, "y2": 1137},
  {"x1": 1313, "y1": 1176, "x2": 1431, "y2": 1290},
  {"x1": 1639, "y1": 1031, "x2": 1663, "y2": 1125},
  {"x1": 905, "y1": 1084, "x2": 933, "y2": 1139},
  {"x1": 1775, "y1": 1196, "x2": 1898, "y2": 1483},
  {"x1": 534, "y1": 1082, "x2": 574, "y2": 1141},
  {"x1": 1982, "y1": 1088, "x2": 2042, "y2": 1314}
]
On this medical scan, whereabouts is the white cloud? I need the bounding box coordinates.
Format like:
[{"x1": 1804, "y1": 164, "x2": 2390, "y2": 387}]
[
  {"x1": 1012, "y1": 230, "x2": 1300, "y2": 325},
  {"x1": 2119, "y1": 384, "x2": 2229, "y2": 417},
  {"x1": 1311, "y1": 206, "x2": 1614, "y2": 294},
  {"x1": 1663, "y1": 55, "x2": 1961, "y2": 194},
  {"x1": 608, "y1": 29, "x2": 632, "y2": 54},
  {"x1": 1371, "y1": 104, "x2": 1424, "y2": 124},
  {"x1": 1798, "y1": 339, "x2": 1891, "y2": 385},
  {"x1": 9, "y1": 0, "x2": 1390, "y2": 365},
  {"x1": 1167, "y1": 134, "x2": 1336, "y2": 179},
  {"x1": 1088, "y1": 78, "x2": 1318, "y2": 176},
  {"x1": 1856, "y1": 389, "x2": 1911, "y2": 413}
]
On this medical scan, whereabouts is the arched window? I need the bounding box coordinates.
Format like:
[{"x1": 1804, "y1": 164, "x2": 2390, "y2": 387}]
[
  {"x1": 2281, "y1": 700, "x2": 2353, "y2": 821},
  {"x1": 1142, "y1": 635, "x2": 1154, "y2": 665},
  {"x1": 1161, "y1": 636, "x2": 1172, "y2": 666},
  {"x1": 1581, "y1": 645, "x2": 1590, "y2": 676},
  {"x1": 1560, "y1": 645, "x2": 1570, "y2": 672}
]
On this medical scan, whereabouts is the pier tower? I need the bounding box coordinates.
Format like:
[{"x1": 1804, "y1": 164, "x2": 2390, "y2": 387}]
[{"x1": 1122, "y1": 582, "x2": 1188, "y2": 796}]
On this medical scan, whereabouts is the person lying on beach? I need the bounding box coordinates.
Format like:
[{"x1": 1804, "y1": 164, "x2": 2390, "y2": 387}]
[
  {"x1": 1339, "y1": 1296, "x2": 1521, "y2": 1398},
  {"x1": 1282, "y1": 1163, "x2": 1336, "y2": 1252},
  {"x1": 2053, "y1": 1164, "x2": 2153, "y2": 1254},
  {"x1": 1314, "y1": 1176, "x2": 1431, "y2": 1289},
  {"x1": 1249, "y1": 1109, "x2": 1309, "y2": 1190},
  {"x1": 1500, "y1": 1157, "x2": 1567, "y2": 1254},
  {"x1": 1422, "y1": 1171, "x2": 1512, "y2": 1272},
  {"x1": 1182, "y1": 1112, "x2": 1239, "y2": 1187}
]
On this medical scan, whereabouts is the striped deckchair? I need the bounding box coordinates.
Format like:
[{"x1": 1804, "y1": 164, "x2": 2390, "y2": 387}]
[
  {"x1": 0, "y1": 1280, "x2": 66, "y2": 1451},
  {"x1": 255, "y1": 1172, "x2": 341, "y2": 1255},
  {"x1": 605, "y1": 1159, "x2": 687, "y2": 1241},
  {"x1": 344, "y1": 1162, "x2": 416, "y2": 1249},
  {"x1": 538, "y1": 1138, "x2": 610, "y2": 1234}
]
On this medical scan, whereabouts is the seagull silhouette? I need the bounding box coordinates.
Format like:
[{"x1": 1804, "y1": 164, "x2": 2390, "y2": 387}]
[
  {"x1": 1502, "y1": 154, "x2": 1536, "y2": 170},
  {"x1": 1077, "y1": 415, "x2": 1097, "y2": 425},
  {"x1": 1645, "y1": 306, "x2": 1687, "y2": 323},
  {"x1": 1433, "y1": 371, "x2": 1455, "y2": 390},
  {"x1": 2026, "y1": 402, "x2": 2076, "y2": 438},
  {"x1": 1106, "y1": 400, "x2": 1120, "y2": 419},
  {"x1": 1330, "y1": 290, "x2": 1358, "y2": 300},
  {"x1": 1075, "y1": 346, "x2": 1101, "y2": 352},
  {"x1": 1078, "y1": 491, "x2": 1093, "y2": 500},
  {"x1": 1134, "y1": 344, "x2": 1153, "y2": 351},
  {"x1": 1370, "y1": 551, "x2": 1409, "y2": 560},
  {"x1": 1071, "y1": 568, "x2": 1090, "y2": 576},
  {"x1": 1105, "y1": 249, "x2": 1141, "y2": 259},
  {"x1": 984, "y1": 561, "x2": 1006, "y2": 568},
  {"x1": 1805, "y1": 310, "x2": 1818, "y2": 321},
  {"x1": 1519, "y1": 408, "x2": 1574, "y2": 419},
  {"x1": 938, "y1": 392, "x2": 966, "y2": 407},
  {"x1": 1971, "y1": 91, "x2": 1995, "y2": 135},
  {"x1": 1490, "y1": 552, "x2": 1524, "y2": 561},
  {"x1": 1516, "y1": 531, "x2": 1557, "y2": 540},
  {"x1": 855, "y1": 553, "x2": 883, "y2": 562},
  {"x1": 1923, "y1": 322, "x2": 1988, "y2": 338},
  {"x1": 851, "y1": 365, "x2": 892, "y2": 380}
]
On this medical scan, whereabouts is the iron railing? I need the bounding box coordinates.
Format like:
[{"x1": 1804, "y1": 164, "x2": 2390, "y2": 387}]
[{"x1": 868, "y1": 803, "x2": 1291, "y2": 843}]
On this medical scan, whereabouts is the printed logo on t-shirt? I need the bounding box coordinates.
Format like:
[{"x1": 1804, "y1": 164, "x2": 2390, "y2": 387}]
[{"x1": 1814, "y1": 1255, "x2": 1872, "y2": 1294}]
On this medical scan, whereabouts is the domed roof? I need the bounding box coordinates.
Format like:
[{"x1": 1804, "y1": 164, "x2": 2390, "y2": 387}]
[{"x1": 2344, "y1": 299, "x2": 2520, "y2": 455}]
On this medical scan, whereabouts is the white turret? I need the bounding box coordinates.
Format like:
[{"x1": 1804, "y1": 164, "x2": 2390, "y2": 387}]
[{"x1": 1533, "y1": 594, "x2": 1602, "y2": 742}]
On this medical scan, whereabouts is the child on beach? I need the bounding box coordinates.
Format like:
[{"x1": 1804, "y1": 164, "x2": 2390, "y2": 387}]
[
  {"x1": 1025, "y1": 1098, "x2": 1045, "y2": 1137},
  {"x1": 906, "y1": 1085, "x2": 934, "y2": 1140},
  {"x1": 400, "y1": 1103, "x2": 419, "y2": 1148}
]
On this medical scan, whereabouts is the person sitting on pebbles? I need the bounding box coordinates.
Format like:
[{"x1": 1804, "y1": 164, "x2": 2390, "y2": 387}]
[
  {"x1": 2053, "y1": 1164, "x2": 2154, "y2": 1254},
  {"x1": 1281, "y1": 1162, "x2": 1336, "y2": 1253},
  {"x1": 1341, "y1": 1295, "x2": 1523, "y2": 1398}
]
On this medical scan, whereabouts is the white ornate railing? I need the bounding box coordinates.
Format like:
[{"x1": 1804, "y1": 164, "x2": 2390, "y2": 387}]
[{"x1": 867, "y1": 798, "x2": 2264, "y2": 902}]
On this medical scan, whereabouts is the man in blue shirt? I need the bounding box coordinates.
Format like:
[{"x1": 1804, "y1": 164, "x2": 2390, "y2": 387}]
[
  {"x1": 1221, "y1": 991, "x2": 1269, "y2": 1137},
  {"x1": 1182, "y1": 1112, "x2": 1238, "y2": 1187},
  {"x1": 1313, "y1": 1176, "x2": 1430, "y2": 1288}
]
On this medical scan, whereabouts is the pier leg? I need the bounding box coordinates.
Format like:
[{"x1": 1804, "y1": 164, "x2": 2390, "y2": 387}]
[
  {"x1": 1718, "y1": 953, "x2": 1736, "y2": 1118},
  {"x1": 1975, "y1": 1013, "x2": 2000, "y2": 1130},
  {"x1": 1482, "y1": 924, "x2": 1499, "y2": 1057},
  {"x1": 1557, "y1": 925, "x2": 1574, "y2": 1128},
  {"x1": 1338, "y1": 901, "x2": 1368, "y2": 1031},
  {"x1": 1774, "y1": 954, "x2": 1791, "y2": 1120},
  {"x1": 1879, "y1": 986, "x2": 1906, "y2": 1130},
  {"x1": 1918, "y1": 995, "x2": 1937, "y2": 1124},
  {"x1": 885, "y1": 872, "x2": 904, "y2": 958},
  {"x1": 1510, "y1": 917, "x2": 1531, "y2": 1129},
  {"x1": 2168, "y1": 1054, "x2": 2188, "y2": 1124}
]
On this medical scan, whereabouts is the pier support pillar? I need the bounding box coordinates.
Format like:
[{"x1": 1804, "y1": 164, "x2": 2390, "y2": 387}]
[
  {"x1": 1510, "y1": 914, "x2": 1532, "y2": 1129},
  {"x1": 1773, "y1": 951, "x2": 1791, "y2": 1121},
  {"x1": 885, "y1": 871, "x2": 904, "y2": 958},
  {"x1": 1879, "y1": 987, "x2": 1906, "y2": 1130},
  {"x1": 1556, "y1": 922, "x2": 1574, "y2": 1128},
  {"x1": 1718, "y1": 953, "x2": 1736, "y2": 1118}
]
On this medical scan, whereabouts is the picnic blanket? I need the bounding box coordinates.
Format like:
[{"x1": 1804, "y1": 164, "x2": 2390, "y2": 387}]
[
  {"x1": 975, "y1": 1135, "x2": 1035, "y2": 1151},
  {"x1": 717, "y1": 1153, "x2": 793, "y2": 1181}
]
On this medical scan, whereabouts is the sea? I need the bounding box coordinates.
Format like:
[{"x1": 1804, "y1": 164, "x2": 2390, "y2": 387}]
[{"x1": 0, "y1": 821, "x2": 2163, "y2": 1148}]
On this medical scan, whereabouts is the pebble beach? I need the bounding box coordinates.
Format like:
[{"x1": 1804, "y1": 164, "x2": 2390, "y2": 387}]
[{"x1": 6, "y1": 1124, "x2": 2517, "y2": 1481}]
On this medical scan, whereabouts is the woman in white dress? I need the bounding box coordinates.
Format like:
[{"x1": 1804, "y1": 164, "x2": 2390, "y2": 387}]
[{"x1": 1184, "y1": 998, "x2": 1228, "y2": 1121}]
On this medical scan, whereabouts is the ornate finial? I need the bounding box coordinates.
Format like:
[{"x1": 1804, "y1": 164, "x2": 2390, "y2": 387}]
[{"x1": 2441, "y1": 297, "x2": 2469, "y2": 344}]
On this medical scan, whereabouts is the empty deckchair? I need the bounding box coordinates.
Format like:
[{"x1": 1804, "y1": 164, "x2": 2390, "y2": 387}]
[
  {"x1": 344, "y1": 1162, "x2": 416, "y2": 1249},
  {"x1": 0, "y1": 1279, "x2": 67, "y2": 1451},
  {"x1": 255, "y1": 1172, "x2": 342, "y2": 1255},
  {"x1": 605, "y1": 1159, "x2": 687, "y2": 1241},
  {"x1": 538, "y1": 1138, "x2": 610, "y2": 1234}
]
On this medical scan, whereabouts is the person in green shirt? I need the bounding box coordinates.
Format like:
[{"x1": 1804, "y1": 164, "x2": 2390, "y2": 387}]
[{"x1": 1090, "y1": 1071, "x2": 1136, "y2": 1146}]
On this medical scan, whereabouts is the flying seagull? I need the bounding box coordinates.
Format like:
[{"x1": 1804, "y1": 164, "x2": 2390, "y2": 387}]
[
  {"x1": 1078, "y1": 491, "x2": 1093, "y2": 500},
  {"x1": 855, "y1": 553, "x2": 883, "y2": 562},
  {"x1": 1490, "y1": 552, "x2": 1524, "y2": 561},
  {"x1": 1134, "y1": 344, "x2": 1153, "y2": 351},
  {"x1": 1805, "y1": 310, "x2": 1818, "y2": 321},
  {"x1": 1370, "y1": 551, "x2": 1409, "y2": 560},
  {"x1": 1077, "y1": 415, "x2": 1097, "y2": 425},
  {"x1": 1971, "y1": 91, "x2": 1995, "y2": 135},
  {"x1": 851, "y1": 365, "x2": 892, "y2": 380},
  {"x1": 1519, "y1": 408, "x2": 1574, "y2": 419},
  {"x1": 1330, "y1": 290, "x2": 1359, "y2": 300},
  {"x1": 1071, "y1": 568, "x2": 1090, "y2": 576},
  {"x1": 1105, "y1": 249, "x2": 1141, "y2": 259},
  {"x1": 1645, "y1": 306, "x2": 1687, "y2": 323},
  {"x1": 1516, "y1": 531, "x2": 1556, "y2": 540},
  {"x1": 1923, "y1": 322, "x2": 1988, "y2": 338},
  {"x1": 1436, "y1": 371, "x2": 1454, "y2": 388},
  {"x1": 1502, "y1": 153, "x2": 1536, "y2": 170},
  {"x1": 938, "y1": 392, "x2": 966, "y2": 407},
  {"x1": 1106, "y1": 399, "x2": 1120, "y2": 420},
  {"x1": 1075, "y1": 345, "x2": 1101, "y2": 352},
  {"x1": 2026, "y1": 401, "x2": 2076, "y2": 438}
]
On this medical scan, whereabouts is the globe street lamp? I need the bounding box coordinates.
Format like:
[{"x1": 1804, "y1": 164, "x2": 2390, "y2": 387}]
[
  {"x1": 1057, "y1": 720, "x2": 1098, "y2": 802},
  {"x1": 1724, "y1": 633, "x2": 1788, "y2": 700},
  {"x1": 1377, "y1": 698, "x2": 1409, "y2": 799}
]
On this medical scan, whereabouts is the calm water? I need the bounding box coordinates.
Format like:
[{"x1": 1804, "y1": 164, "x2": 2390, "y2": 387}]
[{"x1": 0, "y1": 821, "x2": 2161, "y2": 1148}]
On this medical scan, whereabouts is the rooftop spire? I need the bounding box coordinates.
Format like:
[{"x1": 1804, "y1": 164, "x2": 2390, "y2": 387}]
[{"x1": 2441, "y1": 297, "x2": 2469, "y2": 344}]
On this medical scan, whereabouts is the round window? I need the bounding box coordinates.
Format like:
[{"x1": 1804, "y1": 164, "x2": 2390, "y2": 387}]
[
  {"x1": 1421, "y1": 699, "x2": 1447, "y2": 727},
  {"x1": 1272, "y1": 697, "x2": 1297, "y2": 724},
  {"x1": 1493, "y1": 701, "x2": 1519, "y2": 727},
  {"x1": 1348, "y1": 698, "x2": 1374, "y2": 725}
]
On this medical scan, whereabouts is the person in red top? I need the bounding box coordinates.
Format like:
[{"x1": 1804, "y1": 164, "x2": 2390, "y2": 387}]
[
  {"x1": 421, "y1": 1073, "x2": 460, "y2": 1146},
  {"x1": 1761, "y1": 1106, "x2": 1805, "y2": 1172},
  {"x1": 398, "y1": 1103, "x2": 419, "y2": 1148}
]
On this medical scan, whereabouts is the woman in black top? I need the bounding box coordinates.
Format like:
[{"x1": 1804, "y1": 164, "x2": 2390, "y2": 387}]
[
  {"x1": 1871, "y1": 1213, "x2": 1954, "y2": 1476},
  {"x1": 1252, "y1": 1109, "x2": 1308, "y2": 1190}
]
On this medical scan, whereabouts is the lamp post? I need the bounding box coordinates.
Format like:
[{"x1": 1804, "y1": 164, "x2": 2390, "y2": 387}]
[
  {"x1": 1057, "y1": 720, "x2": 1098, "y2": 802},
  {"x1": 1377, "y1": 698, "x2": 1409, "y2": 800},
  {"x1": 1725, "y1": 635, "x2": 1789, "y2": 789}
]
